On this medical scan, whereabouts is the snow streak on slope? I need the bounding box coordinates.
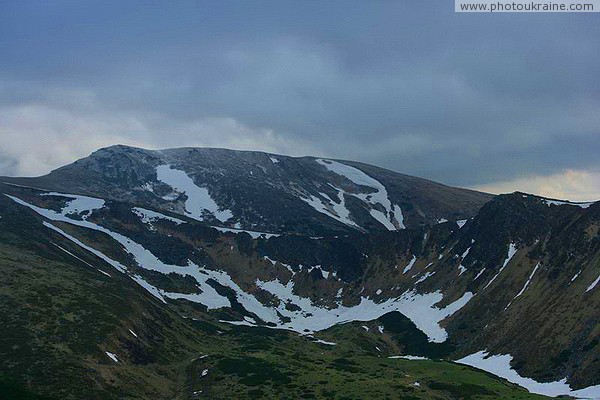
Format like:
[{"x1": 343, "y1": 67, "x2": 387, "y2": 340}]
[
  {"x1": 515, "y1": 264, "x2": 539, "y2": 297},
  {"x1": 299, "y1": 192, "x2": 360, "y2": 229},
  {"x1": 324, "y1": 190, "x2": 359, "y2": 228},
  {"x1": 458, "y1": 246, "x2": 471, "y2": 276},
  {"x1": 314, "y1": 159, "x2": 405, "y2": 230},
  {"x1": 456, "y1": 219, "x2": 468, "y2": 228},
  {"x1": 483, "y1": 243, "x2": 518, "y2": 290},
  {"x1": 42, "y1": 221, "x2": 168, "y2": 303},
  {"x1": 505, "y1": 263, "x2": 540, "y2": 310},
  {"x1": 105, "y1": 352, "x2": 119, "y2": 363},
  {"x1": 211, "y1": 226, "x2": 279, "y2": 239},
  {"x1": 393, "y1": 204, "x2": 405, "y2": 229},
  {"x1": 402, "y1": 256, "x2": 417, "y2": 274},
  {"x1": 155, "y1": 165, "x2": 233, "y2": 222},
  {"x1": 389, "y1": 355, "x2": 429, "y2": 360},
  {"x1": 44, "y1": 222, "x2": 125, "y2": 273},
  {"x1": 586, "y1": 274, "x2": 600, "y2": 293},
  {"x1": 415, "y1": 271, "x2": 436, "y2": 284},
  {"x1": 52, "y1": 243, "x2": 96, "y2": 269},
  {"x1": 456, "y1": 351, "x2": 600, "y2": 398},
  {"x1": 132, "y1": 207, "x2": 186, "y2": 230}
]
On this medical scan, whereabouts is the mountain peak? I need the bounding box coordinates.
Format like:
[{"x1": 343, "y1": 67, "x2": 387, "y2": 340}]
[{"x1": 1, "y1": 145, "x2": 492, "y2": 235}]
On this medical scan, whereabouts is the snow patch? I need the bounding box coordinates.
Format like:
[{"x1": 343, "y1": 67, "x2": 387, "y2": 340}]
[
  {"x1": 315, "y1": 159, "x2": 404, "y2": 230},
  {"x1": 456, "y1": 350, "x2": 600, "y2": 398},
  {"x1": 264, "y1": 256, "x2": 295, "y2": 275},
  {"x1": 105, "y1": 351, "x2": 119, "y2": 363},
  {"x1": 254, "y1": 277, "x2": 473, "y2": 342},
  {"x1": 313, "y1": 338, "x2": 337, "y2": 346},
  {"x1": 300, "y1": 190, "x2": 361, "y2": 229},
  {"x1": 586, "y1": 274, "x2": 600, "y2": 293},
  {"x1": 300, "y1": 192, "x2": 360, "y2": 229},
  {"x1": 458, "y1": 247, "x2": 471, "y2": 276},
  {"x1": 389, "y1": 355, "x2": 429, "y2": 360},
  {"x1": 393, "y1": 204, "x2": 406, "y2": 229},
  {"x1": 483, "y1": 243, "x2": 518, "y2": 290},
  {"x1": 402, "y1": 256, "x2": 417, "y2": 274},
  {"x1": 542, "y1": 198, "x2": 595, "y2": 209},
  {"x1": 505, "y1": 263, "x2": 539, "y2": 309},
  {"x1": 461, "y1": 247, "x2": 472, "y2": 259},
  {"x1": 132, "y1": 207, "x2": 185, "y2": 230},
  {"x1": 42, "y1": 221, "x2": 127, "y2": 273},
  {"x1": 212, "y1": 226, "x2": 279, "y2": 239},
  {"x1": 415, "y1": 271, "x2": 435, "y2": 284},
  {"x1": 474, "y1": 268, "x2": 486, "y2": 280},
  {"x1": 155, "y1": 165, "x2": 233, "y2": 222},
  {"x1": 456, "y1": 219, "x2": 468, "y2": 228},
  {"x1": 41, "y1": 192, "x2": 105, "y2": 219}
]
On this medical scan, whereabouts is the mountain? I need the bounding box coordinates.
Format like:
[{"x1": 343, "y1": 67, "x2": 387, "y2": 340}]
[
  {"x1": 1, "y1": 146, "x2": 599, "y2": 399},
  {"x1": 0, "y1": 188, "x2": 548, "y2": 400},
  {"x1": 1, "y1": 145, "x2": 492, "y2": 235}
]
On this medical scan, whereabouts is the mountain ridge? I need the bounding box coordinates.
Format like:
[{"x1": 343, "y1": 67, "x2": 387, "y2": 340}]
[
  {"x1": 0, "y1": 144, "x2": 493, "y2": 235},
  {"x1": 0, "y1": 146, "x2": 599, "y2": 399}
]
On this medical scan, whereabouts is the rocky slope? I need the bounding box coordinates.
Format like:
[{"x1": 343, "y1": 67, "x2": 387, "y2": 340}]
[
  {"x1": 0, "y1": 185, "x2": 543, "y2": 400},
  {"x1": 0, "y1": 147, "x2": 599, "y2": 399},
  {"x1": 1, "y1": 145, "x2": 492, "y2": 235}
]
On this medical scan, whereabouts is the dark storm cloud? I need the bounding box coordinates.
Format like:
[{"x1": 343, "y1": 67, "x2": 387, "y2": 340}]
[{"x1": 0, "y1": 1, "x2": 599, "y2": 190}]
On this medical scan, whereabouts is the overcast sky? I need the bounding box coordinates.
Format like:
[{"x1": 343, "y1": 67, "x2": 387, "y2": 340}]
[{"x1": 1, "y1": 1, "x2": 599, "y2": 200}]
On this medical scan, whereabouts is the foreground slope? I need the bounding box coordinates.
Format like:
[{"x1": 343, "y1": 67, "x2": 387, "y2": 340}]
[
  {"x1": 0, "y1": 191, "x2": 542, "y2": 400},
  {"x1": 1, "y1": 145, "x2": 492, "y2": 235}
]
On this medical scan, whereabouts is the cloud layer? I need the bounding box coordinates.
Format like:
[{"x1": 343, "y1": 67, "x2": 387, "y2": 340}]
[
  {"x1": 0, "y1": 2, "x2": 598, "y2": 198},
  {"x1": 475, "y1": 169, "x2": 600, "y2": 202}
]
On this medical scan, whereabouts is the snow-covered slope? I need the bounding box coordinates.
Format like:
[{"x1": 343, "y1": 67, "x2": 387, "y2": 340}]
[{"x1": 6, "y1": 191, "x2": 472, "y2": 342}]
